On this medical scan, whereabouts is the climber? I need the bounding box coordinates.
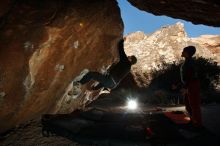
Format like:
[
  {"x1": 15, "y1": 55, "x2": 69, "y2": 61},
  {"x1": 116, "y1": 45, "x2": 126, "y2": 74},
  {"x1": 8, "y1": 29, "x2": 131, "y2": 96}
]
[
  {"x1": 74, "y1": 38, "x2": 137, "y2": 91},
  {"x1": 172, "y1": 46, "x2": 202, "y2": 128}
]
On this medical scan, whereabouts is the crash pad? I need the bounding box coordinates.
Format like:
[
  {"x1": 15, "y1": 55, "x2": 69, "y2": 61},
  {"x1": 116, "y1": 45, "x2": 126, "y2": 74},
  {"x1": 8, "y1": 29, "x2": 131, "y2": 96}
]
[{"x1": 164, "y1": 111, "x2": 190, "y2": 124}]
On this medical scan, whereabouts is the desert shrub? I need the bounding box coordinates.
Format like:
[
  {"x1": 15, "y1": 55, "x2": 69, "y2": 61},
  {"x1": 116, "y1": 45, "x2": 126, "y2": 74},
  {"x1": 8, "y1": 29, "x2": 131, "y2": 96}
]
[{"x1": 147, "y1": 57, "x2": 220, "y2": 104}]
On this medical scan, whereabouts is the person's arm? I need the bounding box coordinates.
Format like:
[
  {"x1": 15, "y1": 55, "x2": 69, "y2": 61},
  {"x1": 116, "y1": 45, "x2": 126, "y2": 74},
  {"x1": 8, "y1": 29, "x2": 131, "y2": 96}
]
[
  {"x1": 118, "y1": 47, "x2": 128, "y2": 61},
  {"x1": 178, "y1": 67, "x2": 195, "y2": 95},
  {"x1": 180, "y1": 60, "x2": 196, "y2": 88},
  {"x1": 184, "y1": 66, "x2": 195, "y2": 87},
  {"x1": 117, "y1": 39, "x2": 129, "y2": 62}
]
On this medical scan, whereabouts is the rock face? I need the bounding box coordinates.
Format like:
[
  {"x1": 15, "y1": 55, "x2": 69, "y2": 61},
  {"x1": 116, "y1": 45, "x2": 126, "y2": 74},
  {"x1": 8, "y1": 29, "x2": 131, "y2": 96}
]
[
  {"x1": 0, "y1": 0, "x2": 12, "y2": 18},
  {"x1": 128, "y1": 0, "x2": 220, "y2": 27},
  {"x1": 0, "y1": 0, "x2": 123, "y2": 133},
  {"x1": 124, "y1": 22, "x2": 220, "y2": 86},
  {"x1": 191, "y1": 35, "x2": 220, "y2": 63}
]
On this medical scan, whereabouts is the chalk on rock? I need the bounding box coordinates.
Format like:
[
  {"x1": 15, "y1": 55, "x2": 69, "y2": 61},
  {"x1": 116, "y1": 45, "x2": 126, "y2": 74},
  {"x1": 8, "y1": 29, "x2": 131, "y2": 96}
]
[
  {"x1": 74, "y1": 40, "x2": 79, "y2": 49},
  {"x1": 73, "y1": 69, "x2": 89, "y2": 82},
  {"x1": 55, "y1": 64, "x2": 65, "y2": 72},
  {"x1": 0, "y1": 91, "x2": 6, "y2": 98},
  {"x1": 24, "y1": 41, "x2": 34, "y2": 51}
]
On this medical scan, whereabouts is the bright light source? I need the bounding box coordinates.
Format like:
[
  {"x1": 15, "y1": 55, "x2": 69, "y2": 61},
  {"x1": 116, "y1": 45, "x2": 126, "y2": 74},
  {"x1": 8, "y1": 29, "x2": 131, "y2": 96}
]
[{"x1": 127, "y1": 99, "x2": 138, "y2": 110}]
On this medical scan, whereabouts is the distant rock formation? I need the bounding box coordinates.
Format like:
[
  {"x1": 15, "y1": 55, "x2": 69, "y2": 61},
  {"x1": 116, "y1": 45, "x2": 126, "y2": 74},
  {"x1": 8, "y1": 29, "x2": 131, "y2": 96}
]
[
  {"x1": 124, "y1": 22, "x2": 220, "y2": 86},
  {"x1": 191, "y1": 35, "x2": 220, "y2": 63}
]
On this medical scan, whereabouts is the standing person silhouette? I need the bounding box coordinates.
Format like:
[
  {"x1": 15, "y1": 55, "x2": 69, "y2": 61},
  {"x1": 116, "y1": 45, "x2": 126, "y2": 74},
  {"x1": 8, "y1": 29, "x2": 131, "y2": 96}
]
[{"x1": 172, "y1": 46, "x2": 202, "y2": 128}]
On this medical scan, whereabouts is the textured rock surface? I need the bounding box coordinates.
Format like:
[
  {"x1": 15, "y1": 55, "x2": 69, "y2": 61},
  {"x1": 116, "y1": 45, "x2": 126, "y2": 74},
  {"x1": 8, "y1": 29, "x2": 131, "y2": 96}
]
[
  {"x1": 0, "y1": 0, "x2": 123, "y2": 133},
  {"x1": 128, "y1": 0, "x2": 220, "y2": 27},
  {"x1": 0, "y1": 120, "x2": 83, "y2": 146},
  {"x1": 124, "y1": 22, "x2": 220, "y2": 86},
  {"x1": 191, "y1": 35, "x2": 220, "y2": 63},
  {"x1": 0, "y1": 0, "x2": 12, "y2": 17}
]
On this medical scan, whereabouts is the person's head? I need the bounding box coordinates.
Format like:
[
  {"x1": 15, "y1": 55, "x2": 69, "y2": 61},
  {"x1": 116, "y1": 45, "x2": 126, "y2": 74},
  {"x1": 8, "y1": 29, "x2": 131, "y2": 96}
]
[
  {"x1": 128, "y1": 55, "x2": 137, "y2": 65},
  {"x1": 181, "y1": 46, "x2": 196, "y2": 58}
]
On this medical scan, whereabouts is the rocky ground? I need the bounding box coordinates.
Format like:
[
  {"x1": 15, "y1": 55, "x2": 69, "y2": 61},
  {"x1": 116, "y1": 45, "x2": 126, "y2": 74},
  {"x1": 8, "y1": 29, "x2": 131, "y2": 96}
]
[
  {"x1": 0, "y1": 119, "x2": 84, "y2": 146},
  {"x1": 1, "y1": 92, "x2": 220, "y2": 146}
]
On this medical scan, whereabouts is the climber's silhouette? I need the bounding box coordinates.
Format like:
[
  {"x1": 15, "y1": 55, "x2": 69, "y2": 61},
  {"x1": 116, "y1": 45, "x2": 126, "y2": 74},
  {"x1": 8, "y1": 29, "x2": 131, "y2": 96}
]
[
  {"x1": 76, "y1": 39, "x2": 137, "y2": 91},
  {"x1": 172, "y1": 46, "x2": 202, "y2": 128}
]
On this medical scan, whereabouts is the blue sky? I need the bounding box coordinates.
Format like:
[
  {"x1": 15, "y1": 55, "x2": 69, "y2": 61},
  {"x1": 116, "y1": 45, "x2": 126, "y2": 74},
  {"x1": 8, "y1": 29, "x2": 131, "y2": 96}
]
[{"x1": 117, "y1": 0, "x2": 220, "y2": 37}]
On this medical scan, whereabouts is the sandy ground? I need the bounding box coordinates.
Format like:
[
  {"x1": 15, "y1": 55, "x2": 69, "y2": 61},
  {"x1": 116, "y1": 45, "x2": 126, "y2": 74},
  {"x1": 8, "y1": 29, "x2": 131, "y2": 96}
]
[
  {"x1": 0, "y1": 119, "x2": 84, "y2": 146},
  {"x1": 202, "y1": 104, "x2": 220, "y2": 138},
  {"x1": 1, "y1": 94, "x2": 220, "y2": 146}
]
